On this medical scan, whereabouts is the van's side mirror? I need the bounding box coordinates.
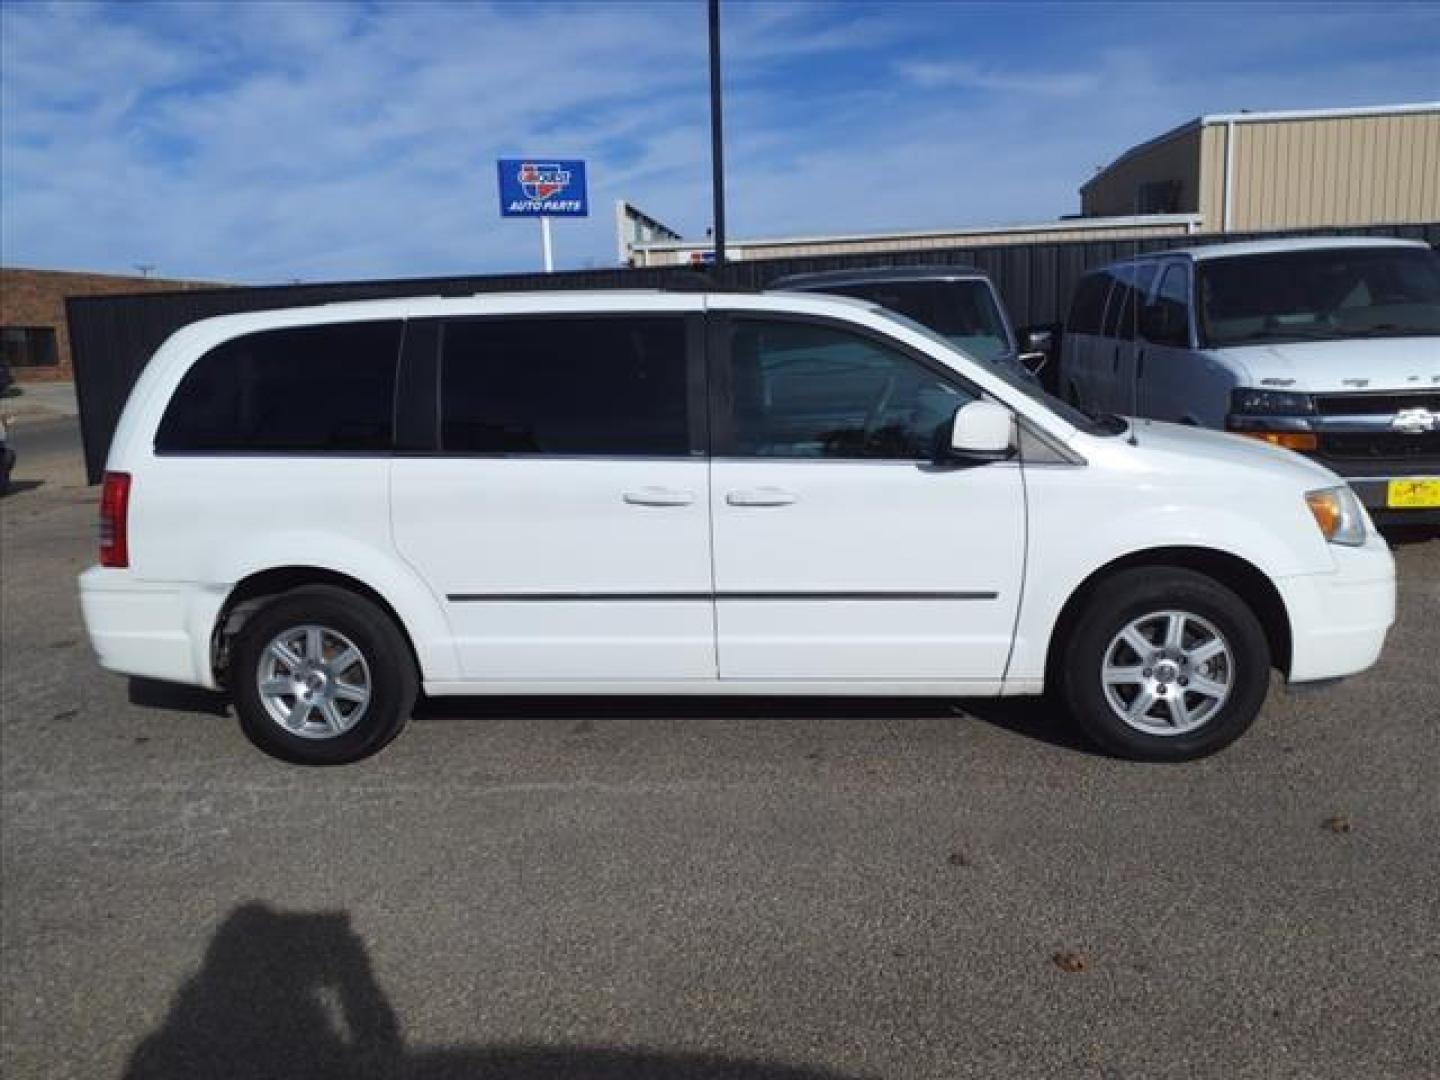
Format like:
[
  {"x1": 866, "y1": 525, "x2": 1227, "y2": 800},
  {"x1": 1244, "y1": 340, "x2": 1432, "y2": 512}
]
[{"x1": 946, "y1": 400, "x2": 1015, "y2": 461}]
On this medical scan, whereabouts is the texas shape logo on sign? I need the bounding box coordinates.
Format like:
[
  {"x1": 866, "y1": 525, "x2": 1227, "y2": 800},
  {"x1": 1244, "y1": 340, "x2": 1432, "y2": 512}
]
[{"x1": 518, "y1": 162, "x2": 570, "y2": 200}]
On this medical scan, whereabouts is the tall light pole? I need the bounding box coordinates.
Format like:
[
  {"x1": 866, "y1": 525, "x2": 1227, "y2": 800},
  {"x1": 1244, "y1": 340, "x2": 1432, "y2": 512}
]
[{"x1": 708, "y1": 0, "x2": 726, "y2": 271}]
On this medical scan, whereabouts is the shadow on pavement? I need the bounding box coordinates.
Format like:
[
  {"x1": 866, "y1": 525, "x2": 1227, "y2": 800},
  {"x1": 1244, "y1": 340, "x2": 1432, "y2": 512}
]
[
  {"x1": 123, "y1": 902, "x2": 863, "y2": 1080},
  {"x1": 957, "y1": 696, "x2": 1093, "y2": 753},
  {"x1": 129, "y1": 677, "x2": 231, "y2": 717},
  {"x1": 131, "y1": 676, "x2": 1095, "y2": 757},
  {"x1": 1, "y1": 478, "x2": 44, "y2": 495},
  {"x1": 417, "y1": 694, "x2": 1094, "y2": 755}
]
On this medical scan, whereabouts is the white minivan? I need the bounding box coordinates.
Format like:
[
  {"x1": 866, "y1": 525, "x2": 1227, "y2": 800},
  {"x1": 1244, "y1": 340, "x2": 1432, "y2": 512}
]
[
  {"x1": 1059, "y1": 238, "x2": 1440, "y2": 525},
  {"x1": 79, "y1": 290, "x2": 1395, "y2": 765}
]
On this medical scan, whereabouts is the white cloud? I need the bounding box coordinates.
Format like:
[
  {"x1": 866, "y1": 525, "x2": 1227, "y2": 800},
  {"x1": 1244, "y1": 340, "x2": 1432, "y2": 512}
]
[
  {"x1": 897, "y1": 61, "x2": 1099, "y2": 98},
  {"x1": 1, "y1": 1, "x2": 1435, "y2": 282}
]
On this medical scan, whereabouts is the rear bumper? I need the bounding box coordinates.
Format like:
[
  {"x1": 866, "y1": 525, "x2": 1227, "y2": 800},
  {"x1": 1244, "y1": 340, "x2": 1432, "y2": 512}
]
[
  {"x1": 78, "y1": 567, "x2": 227, "y2": 689},
  {"x1": 1276, "y1": 536, "x2": 1396, "y2": 684}
]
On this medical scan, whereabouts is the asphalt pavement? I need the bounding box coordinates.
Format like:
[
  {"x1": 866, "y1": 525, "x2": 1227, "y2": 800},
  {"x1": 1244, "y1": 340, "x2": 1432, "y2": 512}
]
[{"x1": 2, "y1": 419, "x2": 1437, "y2": 1079}]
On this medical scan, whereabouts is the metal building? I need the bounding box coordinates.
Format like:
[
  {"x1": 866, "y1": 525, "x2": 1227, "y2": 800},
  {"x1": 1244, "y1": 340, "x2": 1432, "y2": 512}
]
[
  {"x1": 1080, "y1": 102, "x2": 1440, "y2": 231},
  {"x1": 623, "y1": 212, "x2": 1203, "y2": 268}
]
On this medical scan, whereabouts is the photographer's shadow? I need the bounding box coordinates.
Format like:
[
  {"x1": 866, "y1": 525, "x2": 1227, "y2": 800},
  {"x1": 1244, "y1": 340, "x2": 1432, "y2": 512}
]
[{"x1": 124, "y1": 902, "x2": 860, "y2": 1080}]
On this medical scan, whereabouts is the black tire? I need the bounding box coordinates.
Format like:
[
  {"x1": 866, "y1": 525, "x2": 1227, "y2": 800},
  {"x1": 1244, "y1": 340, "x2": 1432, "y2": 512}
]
[
  {"x1": 1059, "y1": 568, "x2": 1270, "y2": 761},
  {"x1": 231, "y1": 584, "x2": 417, "y2": 765}
]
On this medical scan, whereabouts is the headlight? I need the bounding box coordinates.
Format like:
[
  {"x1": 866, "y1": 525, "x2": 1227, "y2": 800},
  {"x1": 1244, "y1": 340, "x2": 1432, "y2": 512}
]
[
  {"x1": 1306, "y1": 485, "x2": 1366, "y2": 546},
  {"x1": 1230, "y1": 389, "x2": 1315, "y2": 416}
]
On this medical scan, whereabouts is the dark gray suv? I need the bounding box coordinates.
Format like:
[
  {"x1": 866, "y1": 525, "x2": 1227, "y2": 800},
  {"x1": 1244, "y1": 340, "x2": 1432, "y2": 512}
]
[{"x1": 769, "y1": 266, "x2": 1049, "y2": 386}]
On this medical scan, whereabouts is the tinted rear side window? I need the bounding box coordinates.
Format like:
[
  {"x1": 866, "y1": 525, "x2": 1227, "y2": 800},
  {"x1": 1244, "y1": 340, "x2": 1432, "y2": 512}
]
[
  {"x1": 156, "y1": 321, "x2": 403, "y2": 454},
  {"x1": 1101, "y1": 265, "x2": 1156, "y2": 342},
  {"x1": 1066, "y1": 273, "x2": 1111, "y2": 335},
  {"x1": 440, "y1": 316, "x2": 689, "y2": 455},
  {"x1": 821, "y1": 281, "x2": 1013, "y2": 361}
]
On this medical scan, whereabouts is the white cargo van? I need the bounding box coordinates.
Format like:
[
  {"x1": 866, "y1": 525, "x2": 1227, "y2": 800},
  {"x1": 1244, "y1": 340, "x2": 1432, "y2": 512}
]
[{"x1": 1060, "y1": 238, "x2": 1439, "y2": 525}]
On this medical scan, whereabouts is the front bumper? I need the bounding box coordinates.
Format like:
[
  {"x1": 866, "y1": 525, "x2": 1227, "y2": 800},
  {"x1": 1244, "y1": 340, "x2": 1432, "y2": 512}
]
[
  {"x1": 1226, "y1": 412, "x2": 1438, "y2": 525},
  {"x1": 78, "y1": 567, "x2": 227, "y2": 689},
  {"x1": 1275, "y1": 534, "x2": 1396, "y2": 684},
  {"x1": 1335, "y1": 470, "x2": 1440, "y2": 527}
]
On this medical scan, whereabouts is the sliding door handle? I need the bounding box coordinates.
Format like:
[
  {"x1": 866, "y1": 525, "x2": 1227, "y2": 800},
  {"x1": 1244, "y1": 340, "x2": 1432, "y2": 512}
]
[
  {"x1": 623, "y1": 487, "x2": 694, "y2": 507},
  {"x1": 726, "y1": 488, "x2": 798, "y2": 507}
]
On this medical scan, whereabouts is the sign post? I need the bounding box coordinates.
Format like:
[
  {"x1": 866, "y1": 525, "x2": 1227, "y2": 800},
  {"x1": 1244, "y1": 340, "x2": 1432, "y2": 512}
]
[{"x1": 497, "y1": 159, "x2": 588, "y2": 273}]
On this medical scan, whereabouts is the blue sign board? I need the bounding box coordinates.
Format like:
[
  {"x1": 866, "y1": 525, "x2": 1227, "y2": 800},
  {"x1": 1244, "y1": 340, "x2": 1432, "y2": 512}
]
[{"x1": 497, "y1": 158, "x2": 588, "y2": 217}]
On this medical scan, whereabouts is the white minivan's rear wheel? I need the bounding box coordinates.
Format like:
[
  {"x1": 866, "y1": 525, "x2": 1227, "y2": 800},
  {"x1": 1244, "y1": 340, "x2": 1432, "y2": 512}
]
[
  {"x1": 1060, "y1": 568, "x2": 1270, "y2": 761},
  {"x1": 231, "y1": 585, "x2": 417, "y2": 765}
]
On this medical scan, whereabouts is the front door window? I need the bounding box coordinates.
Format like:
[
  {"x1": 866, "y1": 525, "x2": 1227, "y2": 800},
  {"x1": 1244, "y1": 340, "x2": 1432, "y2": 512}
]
[{"x1": 723, "y1": 319, "x2": 974, "y2": 460}]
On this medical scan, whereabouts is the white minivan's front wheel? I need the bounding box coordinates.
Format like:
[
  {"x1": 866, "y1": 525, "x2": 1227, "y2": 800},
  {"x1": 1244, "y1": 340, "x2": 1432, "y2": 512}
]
[
  {"x1": 232, "y1": 585, "x2": 417, "y2": 765},
  {"x1": 1061, "y1": 568, "x2": 1270, "y2": 761}
]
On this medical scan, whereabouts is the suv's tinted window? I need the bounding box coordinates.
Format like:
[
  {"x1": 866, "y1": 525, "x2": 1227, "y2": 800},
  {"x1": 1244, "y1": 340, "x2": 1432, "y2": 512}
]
[
  {"x1": 441, "y1": 316, "x2": 688, "y2": 455},
  {"x1": 1067, "y1": 273, "x2": 1111, "y2": 335},
  {"x1": 727, "y1": 319, "x2": 973, "y2": 459},
  {"x1": 156, "y1": 321, "x2": 402, "y2": 454},
  {"x1": 820, "y1": 280, "x2": 1012, "y2": 362}
]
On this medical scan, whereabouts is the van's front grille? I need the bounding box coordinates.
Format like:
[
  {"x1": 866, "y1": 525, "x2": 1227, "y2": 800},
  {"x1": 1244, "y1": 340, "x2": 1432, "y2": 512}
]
[
  {"x1": 1316, "y1": 431, "x2": 1440, "y2": 462},
  {"x1": 1314, "y1": 390, "x2": 1440, "y2": 416}
]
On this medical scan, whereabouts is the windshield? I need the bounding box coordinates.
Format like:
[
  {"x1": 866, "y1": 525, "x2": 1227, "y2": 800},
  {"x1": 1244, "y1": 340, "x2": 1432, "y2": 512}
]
[
  {"x1": 822, "y1": 280, "x2": 1015, "y2": 362},
  {"x1": 1197, "y1": 246, "x2": 1440, "y2": 347},
  {"x1": 870, "y1": 307, "x2": 1124, "y2": 437}
]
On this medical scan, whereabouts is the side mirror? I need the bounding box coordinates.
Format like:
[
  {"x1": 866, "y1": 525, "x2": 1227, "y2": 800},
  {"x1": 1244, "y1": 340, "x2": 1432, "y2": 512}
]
[
  {"x1": 1017, "y1": 328, "x2": 1054, "y2": 375},
  {"x1": 947, "y1": 400, "x2": 1015, "y2": 461},
  {"x1": 1022, "y1": 328, "x2": 1054, "y2": 353}
]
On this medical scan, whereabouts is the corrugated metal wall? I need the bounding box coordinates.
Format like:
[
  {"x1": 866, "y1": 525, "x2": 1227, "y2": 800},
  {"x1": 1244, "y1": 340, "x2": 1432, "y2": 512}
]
[
  {"x1": 1226, "y1": 112, "x2": 1440, "y2": 230},
  {"x1": 1199, "y1": 124, "x2": 1228, "y2": 228},
  {"x1": 67, "y1": 221, "x2": 1439, "y2": 481}
]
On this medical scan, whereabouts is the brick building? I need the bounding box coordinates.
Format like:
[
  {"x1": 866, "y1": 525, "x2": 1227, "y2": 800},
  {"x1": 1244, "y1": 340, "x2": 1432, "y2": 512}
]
[{"x1": 1, "y1": 267, "x2": 221, "y2": 382}]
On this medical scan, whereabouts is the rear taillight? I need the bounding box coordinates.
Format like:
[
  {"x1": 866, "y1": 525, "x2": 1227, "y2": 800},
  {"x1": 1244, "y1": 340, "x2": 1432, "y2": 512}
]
[{"x1": 99, "y1": 471, "x2": 131, "y2": 568}]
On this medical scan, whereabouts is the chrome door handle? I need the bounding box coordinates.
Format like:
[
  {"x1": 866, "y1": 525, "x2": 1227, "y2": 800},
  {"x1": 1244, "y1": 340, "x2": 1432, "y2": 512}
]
[
  {"x1": 726, "y1": 488, "x2": 798, "y2": 507},
  {"x1": 622, "y1": 487, "x2": 694, "y2": 507}
]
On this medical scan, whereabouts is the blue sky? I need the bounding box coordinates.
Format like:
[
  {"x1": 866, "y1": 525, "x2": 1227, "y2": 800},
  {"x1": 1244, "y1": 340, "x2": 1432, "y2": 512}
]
[{"x1": 2, "y1": 0, "x2": 1437, "y2": 283}]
